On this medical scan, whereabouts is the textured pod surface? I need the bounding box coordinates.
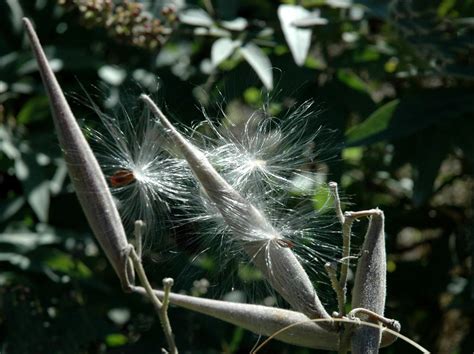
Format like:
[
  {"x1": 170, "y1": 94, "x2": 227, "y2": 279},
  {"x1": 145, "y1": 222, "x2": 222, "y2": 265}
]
[
  {"x1": 141, "y1": 287, "x2": 339, "y2": 350},
  {"x1": 244, "y1": 242, "x2": 329, "y2": 321},
  {"x1": 23, "y1": 18, "x2": 133, "y2": 289},
  {"x1": 132, "y1": 286, "x2": 396, "y2": 350},
  {"x1": 351, "y1": 210, "x2": 386, "y2": 353},
  {"x1": 141, "y1": 95, "x2": 331, "y2": 322}
]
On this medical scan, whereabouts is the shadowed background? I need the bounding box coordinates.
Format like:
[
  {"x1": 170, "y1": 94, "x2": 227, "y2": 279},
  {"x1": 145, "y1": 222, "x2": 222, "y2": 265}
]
[{"x1": 0, "y1": 0, "x2": 473, "y2": 353}]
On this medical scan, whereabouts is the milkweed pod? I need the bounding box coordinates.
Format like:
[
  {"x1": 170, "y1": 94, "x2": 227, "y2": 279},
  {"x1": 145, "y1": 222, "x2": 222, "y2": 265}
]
[
  {"x1": 140, "y1": 95, "x2": 333, "y2": 326},
  {"x1": 23, "y1": 18, "x2": 134, "y2": 290},
  {"x1": 351, "y1": 209, "x2": 390, "y2": 353},
  {"x1": 131, "y1": 286, "x2": 398, "y2": 350}
]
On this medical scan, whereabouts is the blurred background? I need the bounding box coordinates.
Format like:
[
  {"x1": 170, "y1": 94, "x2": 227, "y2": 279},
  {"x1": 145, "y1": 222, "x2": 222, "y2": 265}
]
[{"x1": 0, "y1": 0, "x2": 473, "y2": 353}]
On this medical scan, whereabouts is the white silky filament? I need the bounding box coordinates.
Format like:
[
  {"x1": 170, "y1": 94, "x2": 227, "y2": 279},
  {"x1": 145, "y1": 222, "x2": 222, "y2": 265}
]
[
  {"x1": 86, "y1": 99, "x2": 192, "y2": 248},
  {"x1": 141, "y1": 95, "x2": 334, "y2": 325}
]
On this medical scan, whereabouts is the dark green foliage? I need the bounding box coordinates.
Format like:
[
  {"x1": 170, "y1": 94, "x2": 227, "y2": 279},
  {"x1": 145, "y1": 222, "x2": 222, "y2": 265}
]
[{"x1": 1, "y1": 0, "x2": 473, "y2": 353}]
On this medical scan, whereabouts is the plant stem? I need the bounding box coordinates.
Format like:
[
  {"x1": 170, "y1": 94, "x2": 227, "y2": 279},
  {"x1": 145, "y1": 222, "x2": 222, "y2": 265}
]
[
  {"x1": 325, "y1": 262, "x2": 345, "y2": 316},
  {"x1": 348, "y1": 308, "x2": 401, "y2": 332},
  {"x1": 339, "y1": 215, "x2": 353, "y2": 305},
  {"x1": 329, "y1": 182, "x2": 345, "y2": 225},
  {"x1": 129, "y1": 249, "x2": 178, "y2": 353},
  {"x1": 130, "y1": 221, "x2": 178, "y2": 354}
]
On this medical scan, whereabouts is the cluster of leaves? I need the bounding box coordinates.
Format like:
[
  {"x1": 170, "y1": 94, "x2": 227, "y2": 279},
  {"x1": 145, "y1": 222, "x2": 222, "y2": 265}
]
[{"x1": 0, "y1": 0, "x2": 473, "y2": 353}]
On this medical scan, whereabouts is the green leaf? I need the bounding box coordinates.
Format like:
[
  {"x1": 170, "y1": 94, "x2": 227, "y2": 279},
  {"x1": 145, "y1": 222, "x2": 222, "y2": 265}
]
[
  {"x1": 44, "y1": 250, "x2": 92, "y2": 278},
  {"x1": 211, "y1": 38, "x2": 240, "y2": 67},
  {"x1": 220, "y1": 17, "x2": 248, "y2": 31},
  {"x1": 17, "y1": 95, "x2": 50, "y2": 125},
  {"x1": 346, "y1": 89, "x2": 474, "y2": 146},
  {"x1": 342, "y1": 147, "x2": 364, "y2": 163},
  {"x1": 239, "y1": 42, "x2": 273, "y2": 90},
  {"x1": 238, "y1": 263, "x2": 263, "y2": 282},
  {"x1": 0, "y1": 253, "x2": 31, "y2": 269},
  {"x1": 312, "y1": 184, "x2": 334, "y2": 212},
  {"x1": 14, "y1": 153, "x2": 51, "y2": 223},
  {"x1": 98, "y1": 65, "x2": 127, "y2": 86},
  {"x1": 224, "y1": 327, "x2": 245, "y2": 353},
  {"x1": 0, "y1": 126, "x2": 20, "y2": 159},
  {"x1": 346, "y1": 99, "x2": 400, "y2": 144},
  {"x1": 0, "y1": 197, "x2": 25, "y2": 222},
  {"x1": 337, "y1": 69, "x2": 371, "y2": 94},
  {"x1": 49, "y1": 160, "x2": 68, "y2": 195},
  {"x1": 278, "y1": 5, "x2": 313, "y2": 66},
  {"x1": 27, "y1": 180, "x2": 50, "y2": 223},
  {"x1": 0, "y1": 229, "x2": 58, "y2": 253},
  {"x1": 179, "y1": 8, "x2": 214, "y2": 27},
  {"x1": 105, "y1": 333, "x2": 128, "y2": 347},
  {"x1": 3, "y1": 0, "x2": 24, "y2": 35}
]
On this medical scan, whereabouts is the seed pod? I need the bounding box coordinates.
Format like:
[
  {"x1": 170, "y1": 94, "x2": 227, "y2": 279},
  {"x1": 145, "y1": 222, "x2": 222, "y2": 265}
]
[
  {"x1": 141, "y1": 95, "x2": 333, "y2": 326},
  {"x1": 131, "y1": 286, "x2": 397, "y2": 350},
  {"x1": 351, "y1": 209, "x2": 387, "y2": 353},
  {"x1": 23, "y1": 18, "x2": 134, "y2": 290}
]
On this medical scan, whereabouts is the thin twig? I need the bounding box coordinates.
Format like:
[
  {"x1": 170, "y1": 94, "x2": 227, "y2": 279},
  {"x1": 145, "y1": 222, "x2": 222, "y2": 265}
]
[
  {"x1": 328, "y1": 181, "x2": 351, "y2": 314},
  {"x1": 339, "y1": 214, "x2": 354, "y2": 303},
  {"x1": 130, "y1": 221, "x2": 178, "y2": 354},
  {"x1": 162, "y1": 278, "x2": 174, "y2": 315},
  {"x1": 325, "y1": 262, "x2": 345, "y2": 316},
  {"x1": 348, "y1": 308, "x2": 401, "y2": 332},
  {"x1": 134, "y1": 220, "x2": 144, "y2": 259},
  {"x1": 329, "y1": 182, "x2": 345, "y2": 224}
]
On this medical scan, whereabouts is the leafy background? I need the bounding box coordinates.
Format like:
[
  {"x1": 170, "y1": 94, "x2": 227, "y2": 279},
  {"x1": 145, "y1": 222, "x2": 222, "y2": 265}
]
[{"x1": 0, "y1": 0, "x2": 473, "y2": 353}]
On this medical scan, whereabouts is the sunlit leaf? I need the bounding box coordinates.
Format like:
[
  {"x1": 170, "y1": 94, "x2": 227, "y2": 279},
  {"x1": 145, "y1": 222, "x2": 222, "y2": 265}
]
[
  {"x1": 346, "y1": 99, "x2": 400, "y2": 144},
  {"x1": 98, "y1": 65, "x2": 127, "y2": 86},
  {"x1": 239, "y1": 42, "x2": 273, "y2": 90},
  {"x1": 0, "y1": 197, "x2": 25, "y2": 222},
  {"x1": 337, "y1": 69, "x2": 370, "y2": 93},
  {"x1": 179, "y1": 8, "x2": 214, "y2": 27},
  {"x1": 0, "y1": 126, "x2": 20, "y2": 159},
  {"x1": 0, "y1": 253, "x2": 31, "y2": 269},
  {"x1": 3, "y1": 0, "x2": 24, "y2": 34},
  {"x1": 211, "y1": 38, "x2": 240, "y2": 67},
  {"x1": 312, "y1": 184, "x2": 334, "y2": 212},
  {"x1": 220, "y1": 17, "x2": 248, "y2": 31},
  {"x1": 45, "y1": 250, "x2": 92, "y2": 278},
  {"x1": 17, "y1": 95, "x2": 50, "y2": 125},
  {"x1": 278, "y1": 5, "x2": 313, "y2": 66},
  {"x1": 106, "y1": 333, "x2": 128, "y2": 347},
  {"x1": 0, "y1": 229, "x2": 58, "y2": 252}
]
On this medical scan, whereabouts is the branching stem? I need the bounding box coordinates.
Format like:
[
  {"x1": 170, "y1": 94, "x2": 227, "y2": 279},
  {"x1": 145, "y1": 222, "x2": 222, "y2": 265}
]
[{"x1": 129, "y1": 221, "x2": 178, "y2": 354}]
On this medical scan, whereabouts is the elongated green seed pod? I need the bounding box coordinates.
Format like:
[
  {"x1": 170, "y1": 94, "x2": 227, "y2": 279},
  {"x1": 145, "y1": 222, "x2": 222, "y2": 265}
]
[
  {"x1": 23, "y1": 18, "x2": 134, "y2": 290},
  {"x1": 141, "y1": 95, "x2": 332, "y2": 325},
  {"x1": 351, "y1": 209, "x2": 388, "y2": 353}
]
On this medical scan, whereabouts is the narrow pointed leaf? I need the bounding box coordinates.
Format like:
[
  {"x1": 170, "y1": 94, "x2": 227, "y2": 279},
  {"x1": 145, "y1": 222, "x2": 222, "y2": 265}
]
[
  {"x1": 346, "y1": 99, "x2": 400, "y2": 145},
  {"x1": 239, "y1": 42, "x2": 273, "y2": 90},
  {"x1": 278, "y1": 5, "x2": 313, "y2": 66},
  {"x1": 211, "y1": 38, "x2": 240, "y2": 67}
]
